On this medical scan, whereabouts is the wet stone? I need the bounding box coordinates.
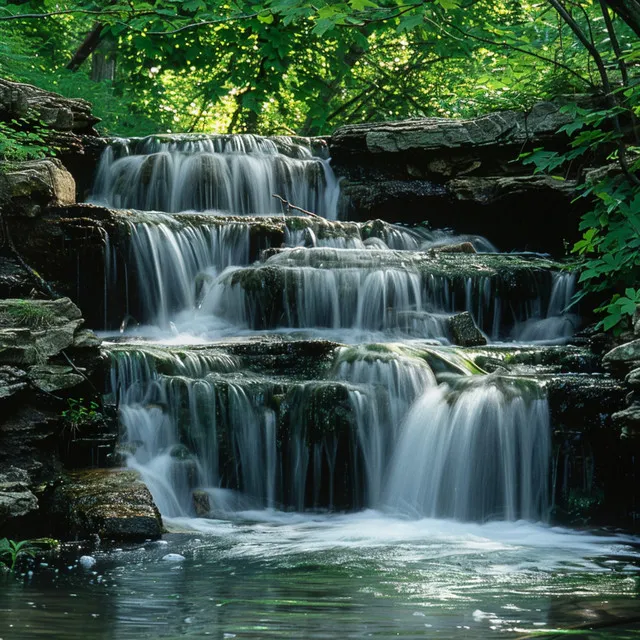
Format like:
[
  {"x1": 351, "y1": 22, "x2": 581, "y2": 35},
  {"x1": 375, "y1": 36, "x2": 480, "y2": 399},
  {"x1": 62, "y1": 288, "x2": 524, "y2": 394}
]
[
  {"x1": 192, "y1": 490, "x2": 211, "y2": 517},
  {"x1": 602, "y1": 339, "x2": 640, "y2": 375},
  {"x1": 0, "y1": 466, "x2": 38, "y2": 523},
  {"x1": 448, "y1": 312, "x2": 486, "y2": 347},
  {"x1": 50, "y1": 469, "x2": 162, "y2": 541},
  {"x1": 626, "y1": 367, "x2": 640, "y2": 390}
]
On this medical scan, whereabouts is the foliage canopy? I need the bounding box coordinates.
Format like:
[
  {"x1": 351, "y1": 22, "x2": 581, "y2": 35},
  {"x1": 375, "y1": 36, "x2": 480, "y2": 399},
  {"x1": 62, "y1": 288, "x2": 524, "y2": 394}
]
[{"x1": 0, "y1": 0, "x2": 639, "y2": 329}]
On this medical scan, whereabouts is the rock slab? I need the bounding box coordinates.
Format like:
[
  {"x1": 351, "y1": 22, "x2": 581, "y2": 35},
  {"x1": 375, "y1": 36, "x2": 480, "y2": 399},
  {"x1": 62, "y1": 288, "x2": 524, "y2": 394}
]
[{"x1": 50, "y1": 469, "x2": 162, "y2": 541}]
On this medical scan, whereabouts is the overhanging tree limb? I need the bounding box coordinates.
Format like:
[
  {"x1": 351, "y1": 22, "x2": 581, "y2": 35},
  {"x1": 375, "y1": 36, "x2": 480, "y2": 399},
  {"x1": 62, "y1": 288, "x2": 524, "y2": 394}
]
[{"x1": 603, "y1": 0, "x2": 640, "y2": 38}]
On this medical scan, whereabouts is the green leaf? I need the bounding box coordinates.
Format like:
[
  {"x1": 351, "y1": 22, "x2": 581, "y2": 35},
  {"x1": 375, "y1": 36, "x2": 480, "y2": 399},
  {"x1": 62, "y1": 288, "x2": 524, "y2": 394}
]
[{"x1": 603, "y1": 312, "x2": 622, "y2": 331}]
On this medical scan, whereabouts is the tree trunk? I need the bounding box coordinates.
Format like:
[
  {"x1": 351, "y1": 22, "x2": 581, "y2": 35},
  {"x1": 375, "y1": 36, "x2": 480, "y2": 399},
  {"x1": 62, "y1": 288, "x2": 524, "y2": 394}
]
[
  {"x1": 91, "y1": 37, "x2": 117, "y2": 82},
  {"x1": 67, "y1": 23, "x2": 104, "y2": 72},
  {"x1": 603, "y1": 0, "x2": 640, "y2": 38}
]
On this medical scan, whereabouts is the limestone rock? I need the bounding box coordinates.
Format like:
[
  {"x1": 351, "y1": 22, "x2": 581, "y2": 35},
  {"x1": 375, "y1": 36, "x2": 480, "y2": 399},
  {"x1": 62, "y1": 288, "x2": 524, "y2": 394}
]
[
  {"x1": 0, "y1": 365, "x2": 28, "y2": 399},
  {"x1": 449, "y1": 312, "x2": 487, "y2": 347},
  {"x1": 0, "y1": 158, "x2": 76, "y2": 217},
  {"x1": 627, "y1": 367, "x2": 640, "y2": 390},
  {"x1": 28, "y1": 364, "x2": 84, "y2": 393},
  {"x1": 0, "y1": 328, "x2": 39, "y2": 366},
  {"x1": 50, "y1": 469, "x2": 162, "y2": 541},
  {"x1": 331, "y1": 101, "x2": 574, "y2": 156},
  {"x1": 611, "y1": 404, "x2": 640, "y2": 433},
  {"x1": 0, "y1": 298, "x2": 99, "y2": 365},
  {"x1": 0, "y1": 466, "x2": 38, "y2": 523},
  {"x1": 602, "y1": 339, "x2": 640, "y2": 375},
  {"x1": 73, "y1": 328, "x2": 102, "y2": 349},
  {"x1": 431, "y1": 242, "x2": 476, "y2": 254},
  {"x1": 446, "y1": 175, "x2": 576, "y2": 204},
  {"x1": 0, "y1": 78, "x2": 99, "y2": 134}
]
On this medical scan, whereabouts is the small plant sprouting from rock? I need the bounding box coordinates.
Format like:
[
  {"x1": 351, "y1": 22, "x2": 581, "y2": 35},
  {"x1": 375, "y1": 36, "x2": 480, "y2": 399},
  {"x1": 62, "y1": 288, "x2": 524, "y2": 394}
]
[
  {"x1": 61, "y1": 397, "x2": 103, "y2": 437},
  {"x1": 1, "y1": 300, "x2": 57, "y2": 330},
  {"x1": 0, "y1": 538, "x2": 39, "y2": 572}
]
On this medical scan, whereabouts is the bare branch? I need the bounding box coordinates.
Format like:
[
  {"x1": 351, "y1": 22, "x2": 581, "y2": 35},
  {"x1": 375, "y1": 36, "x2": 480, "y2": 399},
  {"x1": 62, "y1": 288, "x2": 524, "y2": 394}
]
[{"x1": 272, "y1": 194, "x2": 323, "y2": 219}]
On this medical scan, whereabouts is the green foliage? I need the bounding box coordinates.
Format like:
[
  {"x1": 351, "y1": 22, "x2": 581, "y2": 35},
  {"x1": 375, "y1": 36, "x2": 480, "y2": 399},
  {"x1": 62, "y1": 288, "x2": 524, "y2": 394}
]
[
  {"x1": 61, "y1": 397, "x2": 103, "y2": 435},
  {"x1": 0, "y1": 538, "x2": 40, "y2": 572},
  {"x1": 1, "y1": 0, "x2": 639, "y2": 330},
  {"x1": 0, "y1": 119, "x2": 55, "y2": 161},
  {"x1": 0, "y1": 0, "x2": 610, "y2": 136},
  {"x1": 522, "y1": 78, "x2": 640, "y2": 332}
]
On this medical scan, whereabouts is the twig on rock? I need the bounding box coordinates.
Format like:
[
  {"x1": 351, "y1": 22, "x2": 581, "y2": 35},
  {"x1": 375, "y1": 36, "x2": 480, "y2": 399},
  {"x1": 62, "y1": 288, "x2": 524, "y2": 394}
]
[{"x1": 272, "y1": 194, "x2": 323, "y2": 219}]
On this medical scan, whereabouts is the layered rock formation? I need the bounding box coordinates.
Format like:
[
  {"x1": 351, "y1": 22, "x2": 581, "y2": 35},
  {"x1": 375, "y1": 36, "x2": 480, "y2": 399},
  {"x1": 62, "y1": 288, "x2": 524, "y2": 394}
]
[{"x1": 331, "y1": 101, "x2": 590, "y2": 254}]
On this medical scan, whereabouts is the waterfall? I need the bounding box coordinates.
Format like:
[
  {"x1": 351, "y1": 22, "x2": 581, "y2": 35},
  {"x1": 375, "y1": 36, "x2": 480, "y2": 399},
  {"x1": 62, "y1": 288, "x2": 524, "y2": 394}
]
[
  {"x1": 110, "y1": 213, "x2": 251, "y2": 327},
  {"x1": 90, "y1": 131, "x2": 575, "y2": 525},
  {"x1": 203, "y1": 249, "x2": 572, "y2": 341},
  {"x1": 90, "y1": 135, "x2": 340, "y2": 219},
  {"x1": 383, "y1": 378, "x2": 551, "y2": 521},
  {"x1": 512, "y1": 272, "x2": 578, "y2": 343}
]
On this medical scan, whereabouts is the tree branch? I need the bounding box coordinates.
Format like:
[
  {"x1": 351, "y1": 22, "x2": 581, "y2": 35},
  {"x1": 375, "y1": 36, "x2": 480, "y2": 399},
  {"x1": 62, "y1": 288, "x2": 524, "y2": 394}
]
[
  {"x1": 446, "y1": 22, "x2": 595, "y2": 88},
  {"x1": 547, "y1": 0, "x2": 640, "y2": 187},
  {"x1": 272, "y1": 194, "x2": 322, "y2": 219}
]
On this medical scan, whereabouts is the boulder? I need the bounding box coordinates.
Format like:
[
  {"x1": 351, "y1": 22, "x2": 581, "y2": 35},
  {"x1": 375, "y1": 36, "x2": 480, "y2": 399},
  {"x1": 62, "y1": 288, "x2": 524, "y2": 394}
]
[
  {"x1": 0, "y1": 466, "x2": 38, "y2": 523},
  {"x1": 448, "y1": 312, "x2": 487, "y2": 346},
  {"x1": 431, "y1": 242, "x2": 477, "y2": 254},
  {"x1": 0, "y1": 158, "x2": 76, "y2": 217},
  {"x1": 192, "y1": 489, "x2": 211, "y2": 517},
  {"x1": 602, "y1": 339, "x2": 640, "y2": 375},
  {"x1": 50, "y1": 469, "x2": 162, "y2": 541}
]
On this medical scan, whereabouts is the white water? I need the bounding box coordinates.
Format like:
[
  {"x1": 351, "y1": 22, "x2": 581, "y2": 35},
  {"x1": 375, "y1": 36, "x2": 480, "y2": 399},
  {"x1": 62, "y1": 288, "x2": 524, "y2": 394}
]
[
  {"x1": 90, "y1": 134, "x2": 340, "y2": 218},
  {"x1": 384, "y1": 379, "x2": 551, "y2": 521},
  {"x1": 110, "y1": 342, "x2": 554, "y2": 522}
]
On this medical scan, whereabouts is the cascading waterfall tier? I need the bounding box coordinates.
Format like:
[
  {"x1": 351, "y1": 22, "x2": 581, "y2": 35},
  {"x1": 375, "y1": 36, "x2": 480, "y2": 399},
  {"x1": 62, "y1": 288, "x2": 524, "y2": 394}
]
[
  {"x1": 102, "y1": 212, "x2": 499, "y2": 331},
  {"x1": 202, "y1": 248, "x2": 576, "y2": 342},
  {"x1": 90, "y1": 134, "x2": 340, "y2": 218},
  {"x1": 108, "y1": 341, "x2": 552, "y2": 522},
  {"x1": 384, "y1": 376, "x2": 551, "y2": 521}
]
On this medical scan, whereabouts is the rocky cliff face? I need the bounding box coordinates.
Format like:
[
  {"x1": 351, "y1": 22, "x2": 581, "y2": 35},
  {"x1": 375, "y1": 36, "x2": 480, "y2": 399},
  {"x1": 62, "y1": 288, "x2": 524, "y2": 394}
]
[
  {"x1": 330, "y1": 101, "x2": 591, "y2": 255},
  {"x1": 0, "y1": 78, "x2": 106, "y2": 198},
  {"x1": 0, "y1": 84, "x2": 158, "y2": 539}
]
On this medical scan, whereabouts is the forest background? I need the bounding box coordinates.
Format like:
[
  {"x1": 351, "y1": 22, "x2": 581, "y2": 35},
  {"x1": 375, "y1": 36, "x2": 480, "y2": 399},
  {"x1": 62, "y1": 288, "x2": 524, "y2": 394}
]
[{"x1": 0, "y1": 0, "x2": 639, "y2": 329}]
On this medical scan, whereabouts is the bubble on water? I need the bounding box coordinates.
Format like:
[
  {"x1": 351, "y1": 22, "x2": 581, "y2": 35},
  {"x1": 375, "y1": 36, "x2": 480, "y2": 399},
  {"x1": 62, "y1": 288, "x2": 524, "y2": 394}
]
[
  {"x1": 162, "y1": 553, "x2": 186, "y2": 562},
  {"x1": 79, "y1": 556, "x2": 97, "y2": 570}
]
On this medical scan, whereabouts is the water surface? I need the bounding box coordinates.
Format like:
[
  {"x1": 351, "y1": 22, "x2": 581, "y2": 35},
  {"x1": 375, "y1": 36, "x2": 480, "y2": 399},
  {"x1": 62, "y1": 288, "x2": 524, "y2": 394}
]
[{"x1": 2, "y1": 512, "x2": 639, "y2": 639}]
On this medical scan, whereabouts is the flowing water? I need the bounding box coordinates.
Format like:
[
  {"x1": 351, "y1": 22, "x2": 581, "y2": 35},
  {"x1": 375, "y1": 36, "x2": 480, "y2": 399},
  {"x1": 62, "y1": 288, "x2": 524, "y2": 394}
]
[{"x1": 4, "y1": 133, "x2": 637, "y2": 639}]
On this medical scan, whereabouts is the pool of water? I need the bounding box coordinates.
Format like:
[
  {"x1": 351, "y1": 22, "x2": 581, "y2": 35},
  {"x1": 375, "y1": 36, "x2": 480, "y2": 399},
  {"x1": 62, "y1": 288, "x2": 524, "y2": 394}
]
[{"x1": 1, "y1": 512, "x2": 639, "y2": 639}]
